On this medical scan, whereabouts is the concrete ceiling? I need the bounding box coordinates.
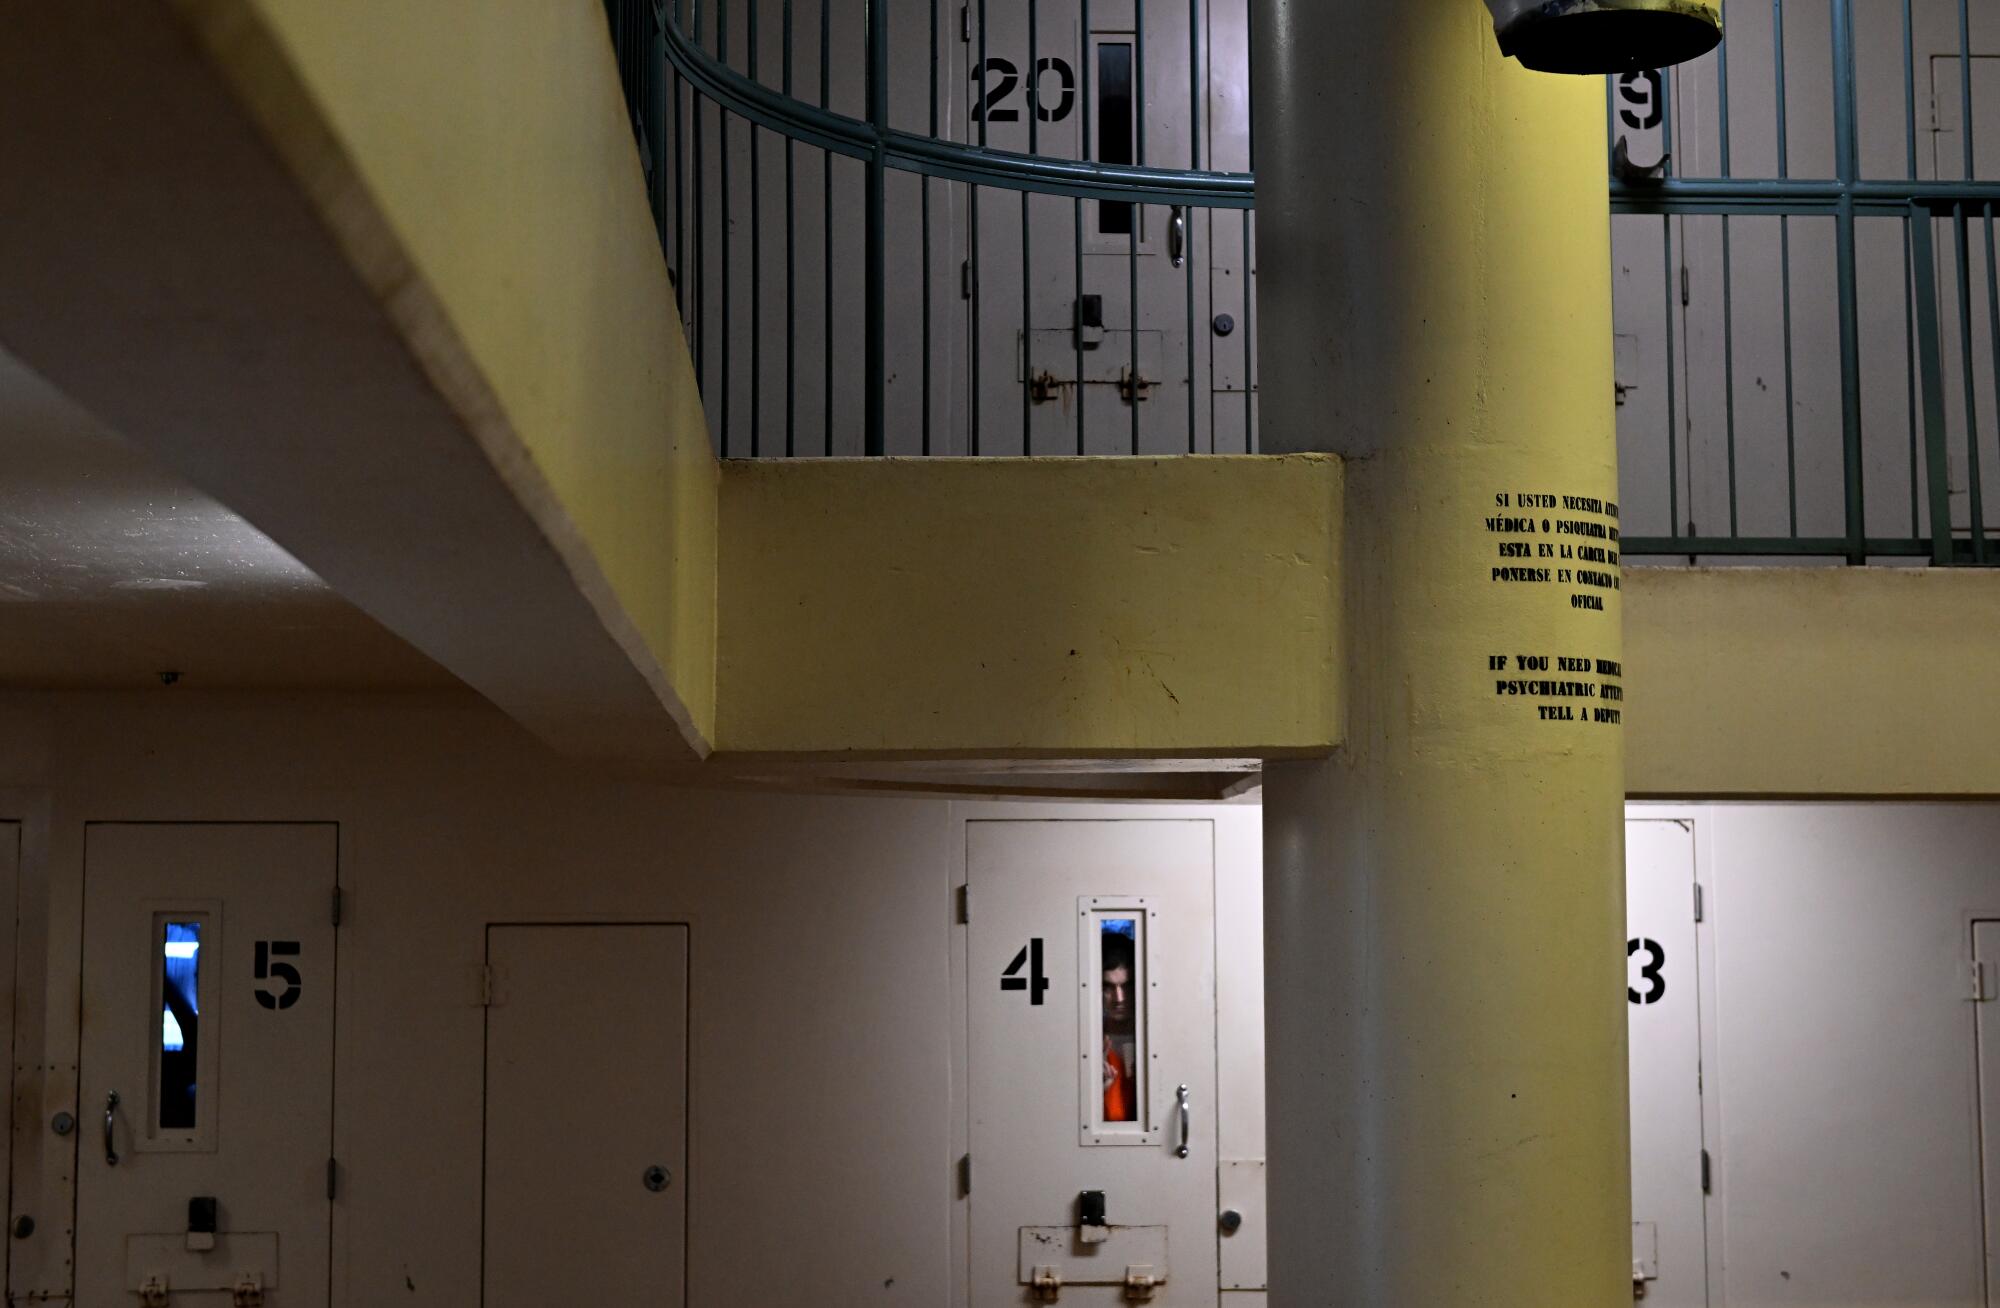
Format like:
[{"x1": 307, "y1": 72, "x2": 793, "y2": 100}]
[{"x1": 0, "y1": 348, "x2": 452, "y2": 690}]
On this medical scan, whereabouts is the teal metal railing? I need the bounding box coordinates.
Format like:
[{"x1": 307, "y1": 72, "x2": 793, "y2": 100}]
[
  {"x1": 610, "y1": 0, "x2": 2000, "y2": 565},
  {"x1": 606, "y1": 0, "x2": 1258, "y2": 460},
  {"x1": 1608, "y1": 0, "x2": 2000, "y2": 565}
]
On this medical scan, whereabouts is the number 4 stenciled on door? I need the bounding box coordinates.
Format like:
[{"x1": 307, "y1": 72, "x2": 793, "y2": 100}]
[
  {"x1": 254, "y1": 940, "x2": 303, "y2": 1010},
  {"x1": 1001, "y1": 938, "x2": 1049, "y2": 1005}
]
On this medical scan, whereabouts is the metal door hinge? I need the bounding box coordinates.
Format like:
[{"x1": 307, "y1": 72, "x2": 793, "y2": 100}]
[
  {"x1": 1700, "y1": 1148, "x2": 1712, "y2": 1194},
  {"x1": 958, "y1": 884, "x2": 971, "y2": 924},
  {"x1": 477, "y1": 965, "x2": 496, "y2": 1007},
  {"x1": 1693, "y1": 882, "x2": 1704, "y2": 923},
  {"x1": 332, "y1": 886, "x2": 343, "y2": 928},
  {"x1": 327, "y1": 1156, "x2": 338, "y2": 1202},
  {"x1": 1680, "y1": 265, "x2": 1691, "y2": 306},
  {"x1": 961, "y1": 6, "x2": 972, "y2": 42},
  {"x1": 958, "y1": 1152, "x2": 972, "y2": 1196},
  {"x1": 1972, "y1": 960, "x2": 1992, "y2": 1002},
  {"x1": 962, "y1": 260, "x2": 973, "y2": 300}
]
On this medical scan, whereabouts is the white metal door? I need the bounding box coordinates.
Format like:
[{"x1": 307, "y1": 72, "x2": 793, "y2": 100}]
[
  {"x1": 78, "y1": 823, "x2": 337, "y2": 1306},
  {"x1": 966, "y1": 820, "x2": 1217, "y2": 1306},
  {"x1": 482, "y1": 924, "x2": 689, "y2": 1308},
  {"x1": 963, "y1": 0, "x2": 1205, "y2": 455},
  {"x1": 1626, "y1": 819, "x2": 1708, "y2": 1307},
  {"x1": 1971, "y1": 919, "x2": 2000, "y2": 1304}
]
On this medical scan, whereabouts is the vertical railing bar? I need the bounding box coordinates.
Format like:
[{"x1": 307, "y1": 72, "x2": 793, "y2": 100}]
[
  {"x1": 1243, "y1": 209, "x2": 1254, "y2": 451},
  {"x1": 718, "y1": 0, "x2": 731, "y2": 455},
  {"x1": 973, "y1": 0, "x2": 989, "y2": 456},
  {"x1": 749, "y1": 0, "x2": 761, "y2": 456},
  {"x1": 1902, "y1": 0, "x2": 1918, "y2": 181},
  {"x1": 972, "y1": 188, "x2": 983, "y2": 456},
  {"x1": 1665, "y1": 214, "x2": 1680, "y2": 540},
  {"x1": 824, "y1": 150, "x2": 836, "y2": 457},
  {"x1": 821, "y1": 0, "x2": 833, "y2": 456},
  {"x1": 1906, "y1": 218, "x2": 1922, "y2": 537},
  {"x1": 784, "y1": 0, "x2": 797, "y2": 456},
  {"x1": 924, "y1": 0, "x2": 938, "y2": 456},
  {"x1": 692, "y1": 0, "x2": 706, "y2": 404},
  {"x1": 1130, "y1": 219, "x2": 1141, "y2": 455},
  {"x1": 1187, "y1": 0, "x2": 1202, "y2": 453},
  {"x1": 923, "y1": 175, "x2": 934, "y2": 456},
  {"x1": 1772, "y1": 0, "x2": 1788, "y2": 180},
  {"x1": 1130, "y1": 0, "x2": 1145, "y2": 455},
  {"x1": 1978, "y1": 203, "x2": 2000, "y2": 560},
  {"x1": 1075, "y1": 201, "x2": 1087, "y2": 455},
  {"x1": 1833, "y1": 0, "x2": 1866, "y2": 562},
  {"x1": 1781, "y1": 214, "x2": 1798, "y2": 535},
  {"x1": 1715, "y1": 6, "x2": 1731, "y2": 179},
  {"x1": 1960, "y1": 0, "x2": 1976, "y2": 184},
  {"x1": 1957, "y1": 204, "x2": 1988, "y2": 560},
  {"x1": 1910, "y1": 205, "x2": 1955, "y2": 564},
  {"x1": 1024, "y1": 0, "x2": 1040, "y2": 454},
  {"x1": 1078, "y1": 0, "x2": 1093, "y2": 455},
  {"x1": 865, "y1": 0, "x2": 888, "y2": 457},
  {"x1": 1721, "y1": 215, "x2": 1739, "y2": 535},
  {"x1": 673, "y1": 53, "x2": 686, "y2": 315},
  {"x1": 1016, "y1": 192, "x2": 1032, "y2": 458}
]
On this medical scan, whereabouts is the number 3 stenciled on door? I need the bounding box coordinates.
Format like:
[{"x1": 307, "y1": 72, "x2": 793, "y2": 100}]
[
  {"x1": 1628, "y1": 937, "x2": 1666, "y2": 1005},
  {"x1": 254, "y1": 940, "x2": 303, "y2": 1010}
]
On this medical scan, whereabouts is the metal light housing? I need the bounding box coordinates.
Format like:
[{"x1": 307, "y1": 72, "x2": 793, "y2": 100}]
[{"x1": 1486, "y1": 0, "x2": 1722, "y2": 75}]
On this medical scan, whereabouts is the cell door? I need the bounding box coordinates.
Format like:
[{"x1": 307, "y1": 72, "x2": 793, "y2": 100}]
[
  {"x1": 482, "y1": 924, "x2": 689, "y2": 1308},
  {"x1": 1971, "y1": 919, "x2": 2000, "y2": 1303},
  {"x1": 966, "y1": 820, "x2": 1217, "y2": 1306},
  {"x1": 78, "y1": 823, "x2": 337, "y2": 1307},
  {"x1": 963, "y1": 0, "x2": 1201, "y2": 455},
  {"x1": 1626, "y1": 819, "x2": 1709, "y2": 1307}
]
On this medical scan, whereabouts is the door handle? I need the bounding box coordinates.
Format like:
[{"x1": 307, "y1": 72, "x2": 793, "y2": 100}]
[
  {"x1": 104, "y1": 1091, "x2": 120, "y2": 1167},
  {"x1": 1175, "y1": 1084, "x2": 1191, "y2": 1159},
  {"x1": 1168, "y1": 207, "x2": 1187, "y2": 269}
]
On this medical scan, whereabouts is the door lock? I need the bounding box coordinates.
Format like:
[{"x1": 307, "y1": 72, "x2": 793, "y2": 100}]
[
  {"x1": 1219, "y1": 1208, "x2": 1243, "y2": 1235},
  {"x1": 642, "y1": 1165, "x2": 672, "y2": 1193}
]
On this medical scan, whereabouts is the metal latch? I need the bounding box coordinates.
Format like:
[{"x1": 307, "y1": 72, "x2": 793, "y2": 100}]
[
  {"x1": 233, "y1": 1273, "x2": 265, "y2": 1307},
  {"x1": 1118, "y1": 368, "x2": 1154, "y2": 405},
  {"x1": 139, "y1": 1275, "x2": 169, "y2": 1308},
  {"x1": 1030, "y1": 1265, "x2": 1062, "y2": 1302},
  {"x1": 1030, "y1": 371, "x2": 1064, "y2": 404},
  {"x1": 1123, "y1": 1265, "x2": 1160, "y2": 1301}
]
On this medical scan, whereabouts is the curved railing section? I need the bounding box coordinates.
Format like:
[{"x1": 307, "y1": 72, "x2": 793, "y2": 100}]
[{"x1": 607, "y1": 0, "x2": 1262, "y2": 459}]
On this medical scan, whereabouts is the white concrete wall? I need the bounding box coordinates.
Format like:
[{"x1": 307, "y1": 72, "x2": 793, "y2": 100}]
[{"x1": 0, "y1": 690, "x2": 1263, "y2": 1306}]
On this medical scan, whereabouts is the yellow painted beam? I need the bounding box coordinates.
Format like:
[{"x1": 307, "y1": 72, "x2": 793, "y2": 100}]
[
  {"x1": 715, "y1": 455, "x2": 1343, "y2": 759},
  {"x1": 177, "y1": 0, "x2": 720, "y2": 749},
  {"x1": 1625, "y1": 566, "x2": 2000, "y2": 796}
]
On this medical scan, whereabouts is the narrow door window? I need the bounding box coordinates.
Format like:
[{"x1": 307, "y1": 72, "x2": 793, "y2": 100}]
[
  {"x1": 1097, "y1": 42, "x2": 1136, "y2": 236},
  {"x1": 158, "y1": 920, "x2": 203, "y2": 1131},
  {"x1": 1078, "y1": 897, "x2": 1160, "y2": 1146}
]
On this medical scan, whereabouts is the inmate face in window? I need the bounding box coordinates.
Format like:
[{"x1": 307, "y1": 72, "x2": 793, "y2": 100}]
[{"x1": 1102, "y1": 921, "x2": 1138, "y2": 1123}]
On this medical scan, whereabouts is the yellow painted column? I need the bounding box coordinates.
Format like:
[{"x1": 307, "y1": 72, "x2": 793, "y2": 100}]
[{"x1": 1253, "y1": 0, "x2": 1628, "y2": 1302}]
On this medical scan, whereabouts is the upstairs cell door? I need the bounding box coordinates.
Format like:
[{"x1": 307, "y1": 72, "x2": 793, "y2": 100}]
[
  {"x1": 963, "y1": 0, "x2": 1202, "y2": 455},
  {"x1": 77, "y1": 823, "x2": 337, "y2": 1307},
  {"x1": 1626, "y1": 818, "x2": 1709, "y2": 1307},
  {"x1": 966, "y1": 819, "x2": 1217, "y2": 1306}
]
